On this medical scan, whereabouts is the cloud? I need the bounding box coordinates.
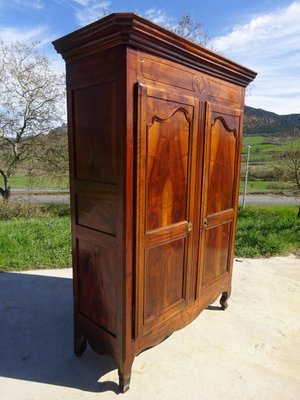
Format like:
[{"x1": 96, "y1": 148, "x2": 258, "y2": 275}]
[
  {"x1": 0, "y1": 26, "x2": 47, "y2": 43},
  {"x1": 212, "y1": 1, "x2": 300, "y2": 114},
  {"x1": 213, "y1": 2, "x2": 300, "y2": 53},
  {"x1": 143, "y1": 8, "x2": 174, "y2": 27},
  {"x1": 74, "y1": 0, "x2": 111, "y2": 26},
  {"x1": 73, "y1": 0, "x2": 89, "y2": 5},
  {"x1": 9, "y1": 0, "x2": 44, "y2": 10}
]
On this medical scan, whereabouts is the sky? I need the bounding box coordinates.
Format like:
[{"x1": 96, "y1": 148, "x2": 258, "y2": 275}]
[{"x1": 0, "y1": 0, "x2": 299, "y2": 115}]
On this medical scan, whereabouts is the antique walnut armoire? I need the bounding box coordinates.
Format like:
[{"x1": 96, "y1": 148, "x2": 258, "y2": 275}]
[{"x1": 53, "y1": 13, "x2": 256, "y2": 392}]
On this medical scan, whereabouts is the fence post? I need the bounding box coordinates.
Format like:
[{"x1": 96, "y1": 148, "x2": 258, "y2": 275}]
[{"x1": 242, "y1": 145, "x2": 251, "y2": 209}]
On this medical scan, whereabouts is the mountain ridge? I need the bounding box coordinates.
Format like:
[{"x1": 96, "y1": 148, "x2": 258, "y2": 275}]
[
  {"x1": 244, "y1": 105, "x2": 300, "y2": 136},
  {"x1": 48, "y1": 107, "x2": 300, "y2": 137}
]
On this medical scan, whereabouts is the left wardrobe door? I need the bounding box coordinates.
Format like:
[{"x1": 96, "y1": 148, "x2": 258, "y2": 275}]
[{"x1": 134, "y1": 83, "x2": 199, "y2": 339}]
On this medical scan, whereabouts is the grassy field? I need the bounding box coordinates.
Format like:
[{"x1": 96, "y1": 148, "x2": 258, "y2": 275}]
[
  {"x1": 0, "y1": 204, "x2": 71, "y2": 271},
  {"x1": 236, "y1": 206, "x2": 300, "y2": 257},
  {"x1": 240, "y1": 180, "x2": 292, "y2": 193},
  {"x1": 0, "y1": 204, "x2": 299, "y2": 271},
  {"x1": 5, "y1": 135, "x2": 296, "y2": 195},
  {"x1": 240, "y1": 135, "x2": 297, "y2": 194},
  {"x1": 10, "y1": 175, "x2": 69, "y2": 190}
]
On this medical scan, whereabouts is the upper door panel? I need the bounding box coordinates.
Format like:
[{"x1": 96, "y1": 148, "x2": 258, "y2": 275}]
[{"x1": 145, "y1": 97, "x2": 191, "y2": 232}]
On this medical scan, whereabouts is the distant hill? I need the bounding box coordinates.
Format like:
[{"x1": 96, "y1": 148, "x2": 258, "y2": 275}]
[
  {"x1": 48, "y1": 123, "x2": 67, "y2": 137},
  {"x1": 244, "y1": 106, "x2": 300, "y2": 136},
  {"x1": 47, "y1": 110, "x2": 300, "y2": 138}
]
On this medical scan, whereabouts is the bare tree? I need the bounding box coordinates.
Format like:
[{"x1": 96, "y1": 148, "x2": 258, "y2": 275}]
[
  {"x1": 0, "y1": 41, "x2": 65, "y2": 200},
  {"x1": 274, "y1": 133, "x2": 300, "y2": 218},
  {"x1": 168, "y1": 14, "x2": 211, "y2": 47},
  {"x1": 27, "y1": 124, "x2": 69, "y2": 183}
]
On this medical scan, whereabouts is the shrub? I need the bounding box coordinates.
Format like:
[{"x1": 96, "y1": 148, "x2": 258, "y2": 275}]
[{"x1": 0, "y1": 202, "x2": 70, "y2": 221}]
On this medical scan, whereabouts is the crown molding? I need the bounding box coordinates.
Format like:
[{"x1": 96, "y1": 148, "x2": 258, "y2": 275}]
[{"x1": 53, "y1": 13, "x2": 257, "y2": 87}]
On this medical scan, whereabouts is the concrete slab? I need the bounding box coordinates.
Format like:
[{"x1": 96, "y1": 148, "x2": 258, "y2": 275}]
[{"x1": 0, "y1": 255, "x2": 299, "y2": 399}]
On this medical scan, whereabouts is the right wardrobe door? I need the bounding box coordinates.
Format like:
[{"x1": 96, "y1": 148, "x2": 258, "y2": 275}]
[{"x1": 198, "y1": 103, "x2": 243, "y2": 294}]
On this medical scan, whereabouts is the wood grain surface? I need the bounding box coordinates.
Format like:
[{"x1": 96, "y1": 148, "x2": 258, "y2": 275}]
[{"x1": 53, "y1": 12, "x2": 256, "y2": 393}]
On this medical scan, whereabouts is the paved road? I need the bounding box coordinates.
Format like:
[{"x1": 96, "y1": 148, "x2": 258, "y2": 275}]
[
  {"x1": 11, "y1": 193, "x2": 70, "y2": 205},
  {"x1": 11, "y1": 191, "x2": 299, "y2": 206},
  {"x1": 239, "y1": 194, "x2": 299, "y2": 206}
]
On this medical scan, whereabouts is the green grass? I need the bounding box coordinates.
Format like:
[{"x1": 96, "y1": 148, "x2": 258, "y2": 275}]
[
  {"x1": 242, "y1": 135, "x2": 265, "y2": 146},
  {"x1": 0, "y1": 205, "x2": 299, "y2": 271},
  {"x1": 10, "y1": 175, "x2": 69, "y2": 190},
  {"x1": 0, "y1": 204, "x2": 71, "y2": 271},
  {"x1": 0, "y1": 217, "x2": 71, "y2": 271},
  {"x1": 240, "y1": 135, "x2": 299, "y2": 193},
  {"x1": 240, "y1": 180, "x2": 291, "y2": 193},
  {"x1": 0, "y1": 203, "x2": 70, "y2": 220},
  {"x1": 236, "y1": 206, "x2": 300, "y2": 258}
]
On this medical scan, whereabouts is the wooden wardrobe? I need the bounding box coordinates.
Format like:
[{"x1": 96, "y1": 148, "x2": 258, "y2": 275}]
[{"x1": 53, "y1": 13, "x2": 256, "y2": 392}]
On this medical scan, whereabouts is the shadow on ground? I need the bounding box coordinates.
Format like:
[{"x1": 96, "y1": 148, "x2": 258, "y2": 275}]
[{"x1": 0, "y1": 271, "x2": 119, "y2": 393}]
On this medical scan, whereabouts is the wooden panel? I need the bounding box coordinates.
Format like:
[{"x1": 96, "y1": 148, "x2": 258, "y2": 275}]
[
  {"x1": 77, "y1": 239, "x2": 116, "y2": 336},
  {"x1": 146, "y1": 97, "x2": 190, "y2": 231},
  {"x1": 73, "y1": 82, "x2": 116, "y2": 183},
  {"x1": 137, "y1": 52, "x2": 243, "y2": 107},
  {"x1": 144, "y1": 238, "x2": 186, "y2": 321},
  {"x1": 67, "y1": 49, "x2": 115, "y2": 89},
  {"x1": 193, "y1": 74, "x2": 242, "y2": 106},
  {"x1": 208, "y1": 77, "x2": 241, "y2": 107},
  {"x1": 75, "y1": 225, "x2": 116, "y2": 250},
  {"x1": 202, "y1": 223, "x2": 231, "y2": 286},
  {"x1": 76, "y1": 191, "x2": 116, "y2": 235},
  {"x1": 207, "y1": 117, "x2": 237, "y2": 215},
  {"x1": 141, "y1": 56, "x2": 195, "y2": 91}
]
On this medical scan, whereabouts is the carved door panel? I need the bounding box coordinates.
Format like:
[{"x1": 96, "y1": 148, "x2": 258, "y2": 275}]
[
  {"x1": 198, "y1": 103, "x2": 242, "y2": 292},
  {"x1": 135, "y1": 84, "x2": 199, "y2": 337}
]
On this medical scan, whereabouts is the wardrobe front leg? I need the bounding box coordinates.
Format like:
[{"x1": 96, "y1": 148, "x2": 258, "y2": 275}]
[
  {"x1": 220, "y1": 291, "x2": 230, "y2": 311},
  {"x1": 74, "y1": 325, "x2": 87, "y2": 356},
  {"x1": 118, "y1": 357, "x2": 134, "y2": 393}
]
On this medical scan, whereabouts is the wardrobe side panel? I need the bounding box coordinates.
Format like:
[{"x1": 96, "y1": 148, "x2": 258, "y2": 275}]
[{"x1": 67, "y1": 48, "x2": 121, "y2": 344}]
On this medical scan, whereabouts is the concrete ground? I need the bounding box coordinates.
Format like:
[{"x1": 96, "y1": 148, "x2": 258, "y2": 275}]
[{"x1": 0, "y1": 255, "x2": 299, "y2": 400}]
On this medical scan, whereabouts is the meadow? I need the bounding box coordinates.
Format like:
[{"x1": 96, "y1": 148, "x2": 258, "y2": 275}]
[
  {"x1": 240, "y1": 135, "x2": 298, "y2": 194},
  {"x1": 0, "y1": 204, "x2": 71, "y2": 271},
  {"x1": 9, "y1": 134, "x2": 297, "y2": 195},
  {"x1": 0, "y1": 203, "x2": 298, "y2": 271},
  {"x1": 10, "y1": 175, "x2": 69, "y2": 190}
]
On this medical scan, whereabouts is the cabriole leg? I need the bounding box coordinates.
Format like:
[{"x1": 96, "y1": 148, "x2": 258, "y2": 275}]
[
  {"x1": 74, "y1": 328, "x2": 87, "y2": 356},
  {"x1": 220, "y1": 291, "x2": 230, "y2": 311}
]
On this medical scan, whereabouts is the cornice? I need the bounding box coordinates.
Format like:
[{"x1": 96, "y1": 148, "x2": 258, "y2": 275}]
[{"x1": 52, "y1": 13, "x2": 257, "y2": 87}]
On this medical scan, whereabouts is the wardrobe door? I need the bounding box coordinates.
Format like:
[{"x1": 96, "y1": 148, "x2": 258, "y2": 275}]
[
  {"x1": 135, "y1": 84, "x2": 199, "y2": 337},
  {"x1": 198, "y1": 103, "x2": 242, "y2": 293}
]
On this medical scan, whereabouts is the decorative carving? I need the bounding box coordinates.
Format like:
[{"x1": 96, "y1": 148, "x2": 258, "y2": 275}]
[
  {"x1": 212, "y1": 116, "x2": 237, "y2": 137},
  {"x1": 192, "y1": 73, "x2": 211, "y2": 96},
  {"x1": 150, "y1": 106, "x2": 192, "y2": 126}
]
